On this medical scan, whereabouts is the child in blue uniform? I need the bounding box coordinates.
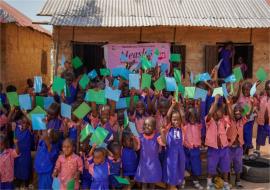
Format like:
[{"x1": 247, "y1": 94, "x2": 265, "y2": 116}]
[
  {"x1": 87, "y1": 145, "x2": 110, "y2": 190},
  {"x1": 47, "y1": 103, "x2": 62, "y2": 131},
  {"x1": 34, "y1": 129, "x2": 59, "y2": 189},
  {"x1": 160, "y1": 98, "x2": 185, "y2": 189},
  {"x1": 12, "y1": 112, "x2": 34, "y2": 188},
  {"x1": 135, "y1": 117, "x2": 162, "y2": 189}
]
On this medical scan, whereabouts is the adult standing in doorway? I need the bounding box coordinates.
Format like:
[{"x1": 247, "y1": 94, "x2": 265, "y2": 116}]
[{"x1": 218, "y1": 42, "x2": 234, "y2": 79}]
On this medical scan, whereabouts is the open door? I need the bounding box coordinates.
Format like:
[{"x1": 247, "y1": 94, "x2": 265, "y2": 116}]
[
  {"x1": 205, "y1": 45, "x2": 218, "y2": 74},
  {"x1": 171, "y1": 44, "x2": 186, "y2": 77}
]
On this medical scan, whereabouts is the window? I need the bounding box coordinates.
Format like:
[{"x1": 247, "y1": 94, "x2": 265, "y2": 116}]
[{"x1": 41, "y1": 50, "x2": 48, "y2": 74}]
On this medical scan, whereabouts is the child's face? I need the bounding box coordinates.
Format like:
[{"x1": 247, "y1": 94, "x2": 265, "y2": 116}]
[
  {"x1": 18, "y1": 117, "x2": 28, "y2": 131},
  {"x1": 171, "y1": 112, "x2": 181, "y2": 127},
  {"x1": 158, "y1": 103, "x2": 168, "y2": 117},
  {"x1": 117, "y1": 110, "x2": 124, "y2": 126},
  {"x1": 242, "y1": 83, "x2": 251, "y2": 97},
  {"x1": 123, "y1": 136, "x2": 133, "y2": 148},
  {"x1": 143, "y1": 118, "x2": 155, "y2": 135},
  {"x1": 234, "y1": 106, "x2": 242, "y2": 120},
  {"x1": 80, "y1": 141, "x2": 90, "y2": 153},
  {"x1": 188, "y1": 112, "x2": 196, "y2": 124},
  {"x1": 213, "y1": 107, "x2": 224, "y2": 121},
  {"x1": 162, "y1": 90, "x2": 171, "y2": 98},
  {"x1": 62, "y1": 140, "x2": 73, "y2": 157},
  {"x1": 136, "y1": 101, "x2": 145, "y2": 115},
  {"x1": 112, "y1": 148, "x2": 121, "y2": 160},
  {"x1": 265, "y1": 82, "x2": 270, "y2": 97},
  {"x1": 93, "y1": 151, "x2": 105, "y2": 165}
]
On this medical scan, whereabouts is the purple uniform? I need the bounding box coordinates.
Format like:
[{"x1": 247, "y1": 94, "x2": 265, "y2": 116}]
[
  {"x1": 256, "y1": 124, "x2": 270, "y2": 146},
  {"x1": 135, "y1": 134, "x2": 162, "y2": 183},
  {"x1": 163, "y1": 127, "x2": 185, "y2": 186},
  {"x1": 122, "y1": 147, "x2": 138, "y2": 177},
  {"x1": 229, "y1": 146, "x2": 243, "y2": 173},
  {"x1": 90, "y1": 161, "x2": 110, "y2": 190},
  {"x1": 207, "y1": 147, "x2": 230, "y2": 175}
]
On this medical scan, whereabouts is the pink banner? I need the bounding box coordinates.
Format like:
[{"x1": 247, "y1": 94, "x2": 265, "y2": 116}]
[{"x1": 104, "y1": 43, "x2": 171, "y2": 70}]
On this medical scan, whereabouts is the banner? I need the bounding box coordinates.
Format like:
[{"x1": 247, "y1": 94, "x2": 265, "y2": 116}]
[{"x1": 104, "y1": 43, "x2": 171, "y2": 70}]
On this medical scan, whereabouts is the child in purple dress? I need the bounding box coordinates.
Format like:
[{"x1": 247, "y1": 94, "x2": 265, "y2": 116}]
[
  {"x1": 160, "y1": 98, "x2": 185, "y2": 189},
  {"x1": 135, "y1": 117, "x2": 162, "y2": 189},
  {"x1": 87, "y1": 144, "x2": 110, "y2": 190}
]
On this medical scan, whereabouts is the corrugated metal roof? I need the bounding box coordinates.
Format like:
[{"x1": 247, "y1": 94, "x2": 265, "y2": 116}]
[
  {"x1": 39, "y1": 0, "x2": 270, "y2": 28},
  {"x1": 0, "y1": 1, "x2": 51, "y2": 35}
]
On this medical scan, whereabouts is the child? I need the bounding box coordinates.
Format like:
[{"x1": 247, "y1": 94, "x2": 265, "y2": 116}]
[
  {"x1": 135, "y1": 117, "x2": 162, "y2": 189},
  {"x1": 227, "y1": 101, "x2": 253, "y2": 188},
  {"x1": 121, "y1": 131, "x2": 138, "y2": 182},
  {"x1": 53, "y1": 138, "x2": 83, "y2": 190},
  {"x1": 205, "y1": 95, "x2": 231, "y2": 190},
  {"x1": 34, "y1": 129, "x2": 60, "y2": 189},
  {"x1": 47, "y1": 103, "x2": 62, "y2": 131},
  {"x1": 0, "y1": 134, "x2": 19, "y2": 189},
  {"x1": 183, "y1": 106, "x2": 203, "y2": 190},
  {"x1": 255, "y1": 80, "x2": 270, "y2": 157},
  {"x1": 159, "y1": 99, "x2": 185, "y2": 189},
  {"x1": 108, "y1": 141, "x2": 122, "y2": 189},
  {"x1": 12, "y1": 111, "x2": 34, "y2": 188},
  {"x1": 87, "y1": 145, "x2": 110, "y2": 190},
  {"x1": 79, "y1": 139, "x2": 92, "y2": 190}
]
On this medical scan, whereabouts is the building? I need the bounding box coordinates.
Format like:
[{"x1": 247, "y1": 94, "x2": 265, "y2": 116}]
[
  {"x1": 38, "y1": 0, "x2": 270, "y2": 84},
  {"x1": 0, "y1": 1, "x2": 52, "y2": 92}
]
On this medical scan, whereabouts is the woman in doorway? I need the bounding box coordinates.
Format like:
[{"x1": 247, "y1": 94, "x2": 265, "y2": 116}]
[{"x1": 218, "y1": 42, "x2": 234, "y2": 79}]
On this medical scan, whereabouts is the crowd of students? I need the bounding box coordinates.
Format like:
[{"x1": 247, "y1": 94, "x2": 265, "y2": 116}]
[{"x1": 0, "y1": 59, "x2": 269, "y2": 190}]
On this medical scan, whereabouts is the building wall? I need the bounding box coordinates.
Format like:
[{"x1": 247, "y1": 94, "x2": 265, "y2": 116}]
[
  {"x1": 0, "y1": 23, "x2": 52, "y2": 92},
  {"x1": 54, "y1": 26, "x2": 270, "y2": 85}
]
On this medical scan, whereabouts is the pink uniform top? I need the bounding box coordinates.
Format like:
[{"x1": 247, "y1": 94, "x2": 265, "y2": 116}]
[
  {"x1": 257, "y1": 96, "x2": 270, "y2": 125},
  {"x1": 227, "y1": 117, "x2": 247, "y2": 146},
  {"x1": 54, "y1": 154, "x2": 83, "y2": 190},
  {"x1": 0, "y1": 149, "x2": 19, "y2": 182},
  {"x1": 205, "y1": 116, "x2": 231, "y2": 149},
  {"x1": 238, "y1": 95, "x2": 252, "y2": 107},
  {"x1": 183, "y1": 123, "x2": 202, "y2": 149},
  {"x1": 0, "y1": 114, "x2": 8, "y2": 127}
]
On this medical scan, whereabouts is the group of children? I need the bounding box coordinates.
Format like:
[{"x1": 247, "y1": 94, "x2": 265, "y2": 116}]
[{"x1": 0, "y1": 59, "x2": 270, "y2": 190}]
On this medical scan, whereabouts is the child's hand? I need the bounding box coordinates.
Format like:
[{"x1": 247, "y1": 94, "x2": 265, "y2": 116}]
[
  {"x1": 74, "y1": 171, "x2": 80, "y2": 180},
  {"x1": 154, "y1": 90, "x2": 160, "y2": 97},
  {"x1": 52, "y1": 170, "x2": 58, "y2": 178},
  {"x1": 171, "y1": 98, "x2": 177, "y2": 107},
  {"x1": 130, "y1": 88, "x2": 136, "y2": 97}
]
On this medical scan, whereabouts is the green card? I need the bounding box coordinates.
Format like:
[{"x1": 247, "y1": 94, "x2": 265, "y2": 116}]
[
  {"x1": 212, "y1": 87, "x2": 224, "y2": 97},
  {"x1": 35, "y1": 96, "x2": 44, "y2": 108},
  {"x1": 52, "y1": 76, "x2": 66, "y2": 95},
  {"x1": 141, "y1": 73, "x2": 152, "y2": 89},
  {"x1": 174, "y1": 69, "x2": 181, "y2": 84},
  {"x1": 28, "y1": 106, "x2": 46, "y2": 120},
  {"x1": 178, "y1": 84, "x2": 185, "y2": 95},
  {"x1": 79, "y1": 74, "x2": 90, "y2": 89},
  {"x1": 90, "y1": 127, "x2": 109, "y2": 145},
  {"x1": 80, "y1": 124, "x2": 95, "y2": 142},
  {"x1": 7, "y1": 92, "x2": 19, "y2": 107},
  {"x1": 170, "y1": 54, "x2": 181, "y2": 62},
  {"x1": 72, "y1": 56, "x2": 83, "y2": 69},
  {"x1": 174, "y1": 86, "x2": 179, "y2": 102},
  {"x1": 100, "y1": 68, "x2": 111, "y2": 76},
  {"x1": 124, "y1": 111, "x2": 129, "y2": 128},
  {"x1": 85, "y1": 89, "x2": 106, "y2": 105},
  {"x1": 233, "y1": 67, "x2": 243, "y2": 82},
  {"x1": 154, "y1": 76, "x2": 166, "y2": 91},
  {"x1": 184, "y1": 87, "x2": 195, "y2": 99},
  {"x1": 67, "y1": 178, "x2": 75, "y2": 190},
  {"x1": 141, "y1": 56, "x2": 152, "y2": 70},
  {"x1": 64, "y1": 83, "x2": 71, "y2": 97},
  {"x1": 114, "y1": 176, "x2": 130, "y2": 185},
  {"x1": 73, "y1": 102, "x2": 91, "y2": 119},
  {"x1": 242, "y1": 104, "x2": 250, "y2": 116},
  {"x1": 194, "y1": 74, "x2": 201, "y2": 84},
  {"x1": 256, "y1": 67, "x2": 268, "y2": 82},
  {"x1": 126, "y1": 96, "x2": 139, "y2": 107},
  {"x1": 154, "y1": 48, "x2": 160, "y2": 55}
]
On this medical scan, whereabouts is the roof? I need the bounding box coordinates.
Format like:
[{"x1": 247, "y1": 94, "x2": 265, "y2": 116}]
[
  {"x1": 38, "y1": 0, "x2": 270, "y2": 28},
  {"x1": 0, "y1": 1, "x2": 51, "y2": 35}
]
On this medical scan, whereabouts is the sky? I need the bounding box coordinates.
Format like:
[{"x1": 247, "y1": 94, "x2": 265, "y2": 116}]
[{"x1": 5, "y1": 0, "x2": 52, "y2": 32}]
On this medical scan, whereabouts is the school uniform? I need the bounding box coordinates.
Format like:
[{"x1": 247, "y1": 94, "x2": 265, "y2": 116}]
[
  {"x1": 54, "y1": 154, "x2": 83, "y2": 190},
  {"x1": 121, "y1": 147, "x2": 138, "y2": 177},
  {"x1": 47, "y1": 118, "x2": 62, "y2": 131},
  {"x1": 205, "y1": 116, "x2": 231, "y2": 175},
  {"x1": 0, "y1": 149, "x2": 19, "y2": 190},
  {"x1": 256, "y1": 96, "x2": 270, "y2": 146},
  {"x1": 135, "y1": 133, "x2": 162, "y2": 183},
  {"x1": 65, "y1": 84, "x2": 77, "y2": 105},
  {"x1": 14, "y1": 125, "x2": 33, "y2": 181},
  {"x1": 161, "y1": 126, "x2": 185, "y2": 186},
  {"x1": 81, "y1": 156, "x2": 92, "y2": 190},
  {"x1": 88, "y1": 159, "x2": 110, "y2": 190},
  {"x1": 218, "y1": 48, "x2": 232, "y2": 78},
  {"x1": 108, "y1": 156, "x2": 122, "y2": 188},
  {"x1": 34, "y1": 140, "x2": 59, "y2": 189},
  {"x1": 227, "y1": 117, "x2": 246, "y2": 173},
  {"x1": 183, "y1": 123, "x2": 202, "y2": 176}
]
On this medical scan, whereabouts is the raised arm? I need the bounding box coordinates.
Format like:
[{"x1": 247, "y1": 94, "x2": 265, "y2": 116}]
[{"x1": 206, "y1": 95, "x2": 220, "y2": 122}]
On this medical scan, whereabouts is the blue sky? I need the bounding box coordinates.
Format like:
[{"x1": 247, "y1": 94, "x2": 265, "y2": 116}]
[{"x1": 5, "y1": 0, "x2": 52, "y2": 32}]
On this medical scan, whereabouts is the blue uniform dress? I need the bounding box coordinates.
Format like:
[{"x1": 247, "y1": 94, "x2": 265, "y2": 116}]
[
  {"x1": 81, "y1": 156, "x2": 92, "y2": 189},
  {"x1": 65, "y1": 84, "x2": 77, "y2": 105},
  {"x1": 34, "y1": 140, "x2": 59, "y2": 189},
  {"x1": 47, "y1": 118, "x2": 62, "y2": 131},
  {"x1": 163, "y1": 127, "x2": 185, "y2": 186},
  {"x1": 90, "y1": 161, "x2": 110, "y2": 190},
  {"x1": 121, "y1": 147, "x2": 138, "y2": 177},
  {"x1": 108, "y1": 158, "x2": 122, "y2": 188},
  {"x1": 68, "y1": 126, "x2": 78, "y2": 143},
  {"x1": 135, "y1": 134, "x2": 162, "y2": 183},
  {"x1": 243, "y1": 120, "x2": 255, "y2": 149},
  {"x1": 14, "y1": 125, "x2": 33, "y2": 181},
  {"x1": 218, "y1": 48, "x2": 232, "y2": 78}
]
